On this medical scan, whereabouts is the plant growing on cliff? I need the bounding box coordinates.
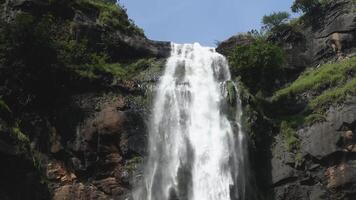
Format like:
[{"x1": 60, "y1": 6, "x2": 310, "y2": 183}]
[
  {"x1": 228, "y1": 39, "x2": 284, "y2": 95},
  {"x1": 273, "y1": 57, "x2": 356, "y2": 112},
  {"x1": 262, "y1": 12, "x2": 291, "y2": 31},
  {"x1": 83, "y1": 0, "x2": 144, "y2": 35},
  {"x1": 280, "y1": 121, "x2": 300, "y2": 151},
  {"x1": 0, "y1": 99, "x2": 11, "y2": 115},
  {"x1": 310, "y1": 78, "x2": 356, "y2": 110},
  {"x1": 291, "y1": 0, "x2": 321, "y2": 13}
]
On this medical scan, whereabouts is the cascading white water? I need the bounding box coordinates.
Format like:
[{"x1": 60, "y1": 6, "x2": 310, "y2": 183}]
[{"x1": 133, "y1": 43, "x2": 247, "y2": 200}]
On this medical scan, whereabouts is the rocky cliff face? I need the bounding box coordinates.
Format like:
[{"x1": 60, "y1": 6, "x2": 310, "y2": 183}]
[
  {"x1": 0, "y1": 0, "x2": 168, "y2": 199},
  {"x1": 0, "y1": 0, "x2": 355, "y2": 200},
  {"x1": 218, "y1": 0, "x2": 356, "y2": 199}
]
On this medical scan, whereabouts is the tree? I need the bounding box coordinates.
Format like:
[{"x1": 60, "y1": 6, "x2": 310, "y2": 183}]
[
  {"x1": 228, "y1": 39, "x2": 285, "y2": 94},
  {"x1": 291, "y1": 0, "x2": 320, "y2": 13},
  {"x1": 262, "y1": 12, "x2": 290, "y2": 31},
  {"x1": 104, "y1": 0, "x2": 117, "y2": 4}
]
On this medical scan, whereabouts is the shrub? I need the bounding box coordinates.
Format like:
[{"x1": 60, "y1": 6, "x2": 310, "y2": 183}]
[
  {"x1": 291, "y1": 0, "x2": 321, "y2": 13},
  {"x1": 83, "y1": 0, "x2": 144, "y2": 36},
  {"x1": 280, "y1": 121, "x2": 300, "y2": 151},
  {"x1": 228, "y1": 39, "x2": 285, "y2": 94},
  {"x1": 262, "y1": 12, "x2": 290, "y2": 31},
  {"x1": 0, "y1": 14, "x2": 57, "y2": 67}
]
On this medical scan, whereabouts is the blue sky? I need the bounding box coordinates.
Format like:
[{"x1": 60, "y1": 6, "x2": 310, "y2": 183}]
[{"x1": 120, "y1": 0, "x2": 297, "y2": 46}]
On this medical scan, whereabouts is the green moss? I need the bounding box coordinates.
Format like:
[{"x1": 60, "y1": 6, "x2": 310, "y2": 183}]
[{"x1": 280, "y1": 121, "x2": 300, "y2": 151}]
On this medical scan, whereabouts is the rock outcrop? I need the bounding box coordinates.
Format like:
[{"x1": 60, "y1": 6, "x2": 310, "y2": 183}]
[
  {"x1": 0, "y1": 0, "x2": 167, "y2": 199},
  {"x1": 271, "y1": 98, "x2": 356, "y2": 200},
  {"x1": 218, "y1": 0, "x2": 356, "y2": 199}
]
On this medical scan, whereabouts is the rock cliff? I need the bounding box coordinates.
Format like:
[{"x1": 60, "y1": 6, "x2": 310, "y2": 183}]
[
  {"x1": 218, "y1": 0, "x2": 356, "y2": 199},
  {"x1": 0, "y1": 0, "x2": 168, "y2": 199}
]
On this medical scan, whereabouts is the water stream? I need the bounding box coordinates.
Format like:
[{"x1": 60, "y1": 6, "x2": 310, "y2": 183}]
[{"x1": 134, "y1": 43, "x2": 247, "y2": 200}]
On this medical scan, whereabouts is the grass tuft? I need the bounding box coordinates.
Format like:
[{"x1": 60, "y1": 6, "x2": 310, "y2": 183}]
[{"x1": 280, "y1": 121, "x2": 300, "y2": 151}]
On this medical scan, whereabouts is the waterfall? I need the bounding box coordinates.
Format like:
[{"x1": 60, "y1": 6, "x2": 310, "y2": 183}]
[{"x1": 133, "y1": 43, "x2": 248, "y2": 200}]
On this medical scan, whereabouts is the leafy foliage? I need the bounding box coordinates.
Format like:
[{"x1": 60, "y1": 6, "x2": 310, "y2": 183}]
[
  {"x1": 84, "y1": 0, "x2": 143, "y2": 35},
  {"x1": 280, "y1": 121, "x2": 300, "y2": 151},
  {"x1": 262, "y1": 12, "x2": 291, "y2": 31},
  {"x1": 291, "y1": 0, "x2": 321, "y2": 13},
  {"x1": 0, "y1": 0, "x2": 150, "y2": 112},
  {"x1": 228, "y1": 39, "x2": 285, "y2": 94}
]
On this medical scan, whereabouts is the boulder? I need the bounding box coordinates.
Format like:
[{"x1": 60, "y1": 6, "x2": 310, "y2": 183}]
[{"x1": 271, "y1": 136, "x2": 298, "y2": 186}]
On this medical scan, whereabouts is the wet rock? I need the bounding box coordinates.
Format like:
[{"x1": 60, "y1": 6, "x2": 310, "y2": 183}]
[
  {"x1": 47, "y1": 161, "x2": 77, "y2": 183},
  {"x1": 49, "y1": 127, "x2": 63, "y2": 154},
  {"x1": 94, "y1": 177, "x2": 125, "y2": 196},
  {"x1": 53, "y1": 183, "x2": 109, "y2": 200}
]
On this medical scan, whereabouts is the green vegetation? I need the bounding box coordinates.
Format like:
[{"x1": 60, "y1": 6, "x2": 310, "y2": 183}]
[
  {"x1": 0, "y1": 0, "x2": 152, "y2": 110},
  {"x1": 72, "y1": 58, "x2": 159, "y2": 80},
  {"x1": 262, "y1": 12, "x2": 290, "y2": 31},
  {"x1": 0, "y1": 99, "x2": 11, "y2": 114},
  {"x1": 10, "y1": 126, "x2": 30, "y2": 148},
  {"x1": 294, "y1": 152, "x2": 304, "y2": 168},
  {"x1": 304, "y1": 113, "x2": 326, "y2": 125},
  {"x1": 82, "y1": 0, "x2": 144, "y2": 35},
  {"x1": 228, "y1": 39, "x2": 285, "y2": 94},
  {"x1": 291, "y1": 0, "x2": 336, "y2": 14},
  {"x1": 226, "y1": 81, "x2": 237, "y2": 105},
  {"x1": 274, "y1": 57, "x2": 356, "y2": 111},
  {"x1": 291, "y1": 0, "x2": 321, "y2": 13},
  {"x1": 310, "y1": 79, "x2": 356, "y2": 110},
  {"x1": 124, "y1": 156, "x2": 143, "y2": 172},
  {"x1": 270, "y1": 57, "x2": 355, "y2": 128},
  {"x1": 280, "y1": 121, "x2": 300, "y2": 151}
]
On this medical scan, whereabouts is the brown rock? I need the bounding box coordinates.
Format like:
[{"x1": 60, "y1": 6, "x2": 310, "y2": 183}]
[
  {"x1": 53, "y1": 183, "x2": 109, "y2": 200},
  {"x1": 50, "y1": 127, "x2": 63, "y2": 154},
  {"x1": 325, "y1": 162, "x2": 356, "y2": 189},
  {"x1": 80, "y1": 100, "x2": 128, "y2": 141},
  {"x1": 104, "y1": 153, "x2": 122, "y2": 164},
  {"x1": 93, "y1": 177, "x2": 124, "y2": 196},
  {"x1": 47, "y1": 161, "x2": 76, "y2": 183},
  {"x1": 344, "y1": 130, "x2": 354, "y2": 140}
]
